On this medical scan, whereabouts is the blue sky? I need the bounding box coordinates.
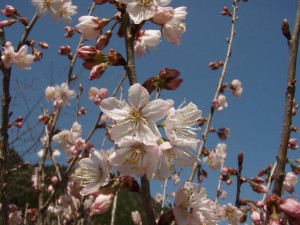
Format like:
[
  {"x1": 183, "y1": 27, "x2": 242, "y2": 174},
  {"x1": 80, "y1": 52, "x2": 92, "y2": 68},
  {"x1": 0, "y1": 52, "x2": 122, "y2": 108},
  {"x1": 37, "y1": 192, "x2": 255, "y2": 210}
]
[{"x1": 1, "y1": 0, "x2": 300, "y2": 221}]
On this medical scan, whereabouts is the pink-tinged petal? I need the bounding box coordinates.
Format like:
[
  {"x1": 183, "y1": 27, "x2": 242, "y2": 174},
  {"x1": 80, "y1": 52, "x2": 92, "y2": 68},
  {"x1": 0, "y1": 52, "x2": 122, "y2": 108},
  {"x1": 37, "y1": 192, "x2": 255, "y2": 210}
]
[
  {"x1": 134, "y1": 40, "x2": 146, "y2": 58},
  {"x1": 100, "y1": 97, "x2": 129, "y2": 121},
  {"x1": 108, "y1": 147, "x2": 131, "y2": 166},
  {"x1": 128, "y1": 83, "x2": 149, "y2": 109},
  {"x1": 142, "y1": 99, "x2": 173, "y2": 121},
  {"x1": 127, "y1": 2, "x2": 157, "y2": 24}
]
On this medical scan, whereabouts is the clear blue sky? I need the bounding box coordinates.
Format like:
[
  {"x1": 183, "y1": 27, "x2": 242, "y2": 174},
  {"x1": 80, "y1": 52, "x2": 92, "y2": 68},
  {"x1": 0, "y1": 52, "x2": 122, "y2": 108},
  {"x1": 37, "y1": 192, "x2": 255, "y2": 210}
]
[{"x1": 1, "y1": 0, "x2": 300, "y2": 221}]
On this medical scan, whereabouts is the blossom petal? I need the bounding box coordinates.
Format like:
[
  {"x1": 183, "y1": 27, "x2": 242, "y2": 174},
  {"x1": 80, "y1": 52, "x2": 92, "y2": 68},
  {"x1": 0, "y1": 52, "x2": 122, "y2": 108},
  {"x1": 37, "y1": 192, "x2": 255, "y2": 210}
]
[
  {"x1": 100, "y1": 97, "x2": 129, "y2": 121},
  {"x1": 142, "y1": 99, "x2": 173, "y2": 121},
  {"x1": 128, "y1": 83, "x2": 149, "y2": 109}
]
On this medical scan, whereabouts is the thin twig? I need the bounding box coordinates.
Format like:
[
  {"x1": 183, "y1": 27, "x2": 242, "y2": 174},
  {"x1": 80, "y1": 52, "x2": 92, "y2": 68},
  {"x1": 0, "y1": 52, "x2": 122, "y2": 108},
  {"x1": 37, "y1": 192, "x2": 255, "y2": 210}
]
[{"x1": 188, "y1": 0, "x2": 239, "y2": 182}]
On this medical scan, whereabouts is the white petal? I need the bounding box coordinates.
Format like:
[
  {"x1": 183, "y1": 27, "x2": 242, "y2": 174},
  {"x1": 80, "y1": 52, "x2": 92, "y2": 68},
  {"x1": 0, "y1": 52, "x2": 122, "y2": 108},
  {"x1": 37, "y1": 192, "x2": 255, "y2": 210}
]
[
  {"x1": 109, "y1": 120, "x2": 136, "y2": 143},
  {"x1": 142, "y1": 99, "x2": 173, "y2": 121},
  {"x1": 101, "y1": 97, "x2": 129, "y2": 121},
  {"x1": 128, "y1": 83, "x2": 149, "y2": 109},
  {"x1": 127, "y1": 2, "x2": 156, "y2": 24}
]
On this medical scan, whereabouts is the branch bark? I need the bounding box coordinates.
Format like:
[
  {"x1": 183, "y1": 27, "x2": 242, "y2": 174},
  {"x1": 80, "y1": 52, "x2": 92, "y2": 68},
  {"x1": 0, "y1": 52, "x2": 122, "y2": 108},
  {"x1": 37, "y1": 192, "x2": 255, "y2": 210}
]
[{"x1": 272, "y1": 0, "x2": 300, "y2": 197}]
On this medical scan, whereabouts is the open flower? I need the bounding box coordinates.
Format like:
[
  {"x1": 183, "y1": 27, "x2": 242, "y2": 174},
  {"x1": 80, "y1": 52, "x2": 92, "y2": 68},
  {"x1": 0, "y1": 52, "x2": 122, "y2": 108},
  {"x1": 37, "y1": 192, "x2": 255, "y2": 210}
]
[
  {"x1": 134, "y1": 29, "x2": 161, "y2": 58},
  {"x1": 164, "y1": 102, "x2": 201, "y2": 148},
  {"x1": 174, "y1": 182, "x2": 219, "y2": 225},
  {"x1": 117, "y1": 0, "x2": 172, "y2": 24},
  {"x1": 108, "y1": 136, "x2": 158, "y2": 178},
  {"x1": 75, "y1": 16, "x2": 108, "y2": 40},
  {"x1": 1, "y1": 41, "x2": 16, "y2": 69},
  {"x1": 45, "y1": 82, "x2": 76, "y2": 108},
  {"x1": 283, "y1": 172, "x2": 298, "y2": 194},
  {"x1": 75, "y1": 149, "x2": 110, "y2": 196},
  {"x1": 31, "y1": 0, "x2": 77, "y2": 22},
  {"x1": 100, "y1": 83, "x2": 173, "y2": 143},
  {"x1": 149, "y1": 141, "x2": 198, "y2": 180}
]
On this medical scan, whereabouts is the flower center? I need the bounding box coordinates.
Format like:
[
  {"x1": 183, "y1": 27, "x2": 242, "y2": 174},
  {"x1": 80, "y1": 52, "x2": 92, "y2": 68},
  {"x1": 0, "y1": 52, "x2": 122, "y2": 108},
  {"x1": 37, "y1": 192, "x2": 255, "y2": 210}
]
[
  {"x1": 75, "y1": 164, "x2": 103, "y2": 186},
  {"x1": 139, "y1": 0, "x2": 153, "y2": 6},
  {"x1": 129, "y1": 110, "x2": 142, "y2": 122},
  {"x1": 44, "y1": 0, "x2": 52, "y2": 8},
  {"x1": 124, "y1": 145, "x2": 144, "y2": 166}
]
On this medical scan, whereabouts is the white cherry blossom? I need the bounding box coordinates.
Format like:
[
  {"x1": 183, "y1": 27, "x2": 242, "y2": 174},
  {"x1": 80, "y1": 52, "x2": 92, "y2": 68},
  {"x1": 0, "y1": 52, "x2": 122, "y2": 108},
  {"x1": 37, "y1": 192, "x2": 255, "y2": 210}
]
[
  {"x1": 164, "y1": 102, "x2": 201, "y2": 148},
  {"x1": 174, "y1": 182, "x2": 219, "y2": 225},
  {"x1": 134, "y1": 30, "x2": 161, "y2": 58},
  {"x1": 108, "y1": 136, "x2": 158, "y2": 178},
  {"x1": 100, "y1": 83, "x2": 173, "y2": 143},
  {"x1": 75, "y1": 149, "x2": 110, "y2": 196},
  {"x1": 117, "y1": 0, "x2": 172, "y2": 24},
  {"x1": 148, "y1": 141, "x2": 198, "y2": 180}
]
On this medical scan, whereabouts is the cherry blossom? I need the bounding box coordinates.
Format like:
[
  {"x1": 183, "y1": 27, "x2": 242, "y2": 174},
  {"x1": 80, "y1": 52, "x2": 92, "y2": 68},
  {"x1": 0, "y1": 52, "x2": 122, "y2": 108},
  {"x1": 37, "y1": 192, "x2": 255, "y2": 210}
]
[
  {"x1": 283, "y1": 171, "x2": 298, "y2": 194},
  {"x1": 100, "y1": 83, "x2": 173, "y2": 143},
  {"x1": 108, "y1": 136, "x2": 158, "y2": 178},
  {"x1": 75, "y1": 16, "x2": 108, "y2": 40},
  {"x1": 88, "y1": 87, "x2": 108, "y2": 105},
  {"x1": 13, "y1": 45, "x2": 35, "y2": 69},
  {"x1": 230, "y1": 79, "x2": 243, "y2": 97},
  {"x1": 31, "y1": 0, "x2": 77, "y2": 22},
  {"x1": 52, "y1": 122, "x2": 82, "y2": 151},
  {"x1": 131, "y1": 210, "x2": 142, "y2": 225},
  {"x1": 149, "y1": 141, "x2": 198, "y2": 180},
  {"x1": 203, "y1": 143, "x2": 227, "y2": 170},
  {"x1": 174, "y1": 182, "x2": 219, "y2": 225},
  {"x1": 218, "y1": 203, "x2": 243, "y2": 225},
  {"x1": 164, "y1": 102, "x2": 201, "y2": 148},
  {"x1": 134, "y1": 30, "x2": 161, "y2": 58},
  {"x1": 117, "y1": 0, "x2": 172, "y2": 24},
  {"x1": 74, "y1": 149, "x2": 110, "y2": 196},
  {"x1": 45, "y1": 82, "x2": 76, "y2": 108},
  {"x1": 1, "y1": 42, "x2": 16, "y2": 69}
]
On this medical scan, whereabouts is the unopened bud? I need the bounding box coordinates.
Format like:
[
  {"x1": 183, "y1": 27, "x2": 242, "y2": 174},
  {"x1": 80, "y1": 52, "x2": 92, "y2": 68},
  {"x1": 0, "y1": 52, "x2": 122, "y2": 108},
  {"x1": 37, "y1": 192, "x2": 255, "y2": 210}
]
[
  {"x1": 0, "y1": 19, "x2": 16, "y2": 28},
  {"x1": 221, "y1": 6, "x2": 232, "y2": 17},
  {"x1": 282, "y1": 19, "x2": 291, "y2": 40}
]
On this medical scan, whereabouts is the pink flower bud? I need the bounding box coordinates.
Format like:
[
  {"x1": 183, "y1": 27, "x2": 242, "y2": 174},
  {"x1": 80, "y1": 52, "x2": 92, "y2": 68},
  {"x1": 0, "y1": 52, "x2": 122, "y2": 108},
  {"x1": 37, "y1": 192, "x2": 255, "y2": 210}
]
[
  {"x1": 51, "y1": 176, "x2": 59, "y2": 185},
  {"x1": 77, "y1": 46, "x2": 100, "y2": 60},
  {"x1": 208, "y1": 61, "x2": 224, "y2": 70},
  {"x1": 89, "y1": 63, "x2": 108, "y2": 80},
  {"x1": 47, "y1": 185, "x2": 53, "y2": 192},
  {"x1": 14, "y1": 122, "x2": 22, "y2": 128},
  {"x1": 288, "y1": 138, "x2": 299, "y2": 150},
  {"x1": 279, "y1": 198, "x2": 300, "y2": 218},
  {"x1": 0, "y1": 19, "x2": 16, "y2": 28},
  {"x1": 96, "y1": 30, "x2": 112, "y2": 50},
  {"x1": 64, "y1": 26, "x2": 76, "y2": 38},
  {"x1": 90, "y1": 194, "x2": 114, "y2": 215},
  {"x1": 38, "y1": 42, "x2": 49, "y2": 49},
  {"x1": 1, "y1": 5, "x2": 19, "y2": 18},
  {"x1": 217, "y1": 128, "x2": 230, "y2": 140},
  {"x1": 15, "y1": 116, "x2": 24, "y2": 122},
  {"x1": 58, "y1": 45, "x2": 71, "y2": 55}
]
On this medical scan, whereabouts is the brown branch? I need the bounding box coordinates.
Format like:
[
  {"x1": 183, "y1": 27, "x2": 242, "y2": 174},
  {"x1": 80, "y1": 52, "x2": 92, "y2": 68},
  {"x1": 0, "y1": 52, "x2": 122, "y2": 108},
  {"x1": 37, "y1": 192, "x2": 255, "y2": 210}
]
[
  {"x1": 0, "y1": 66, "x2": 11, "y2": 225},
  {"x1": 122, "y1": 11, "x2": 137, "y2": 85},
  {"x1": 272, "y1": 0, "x2": 300, "y2": 197},
  {"x1": 121, "y1": 10, "x2": 155, "y2": 225},
  {"x1": 188, "y1": 0, "x2": 239, "y2": 182}
]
